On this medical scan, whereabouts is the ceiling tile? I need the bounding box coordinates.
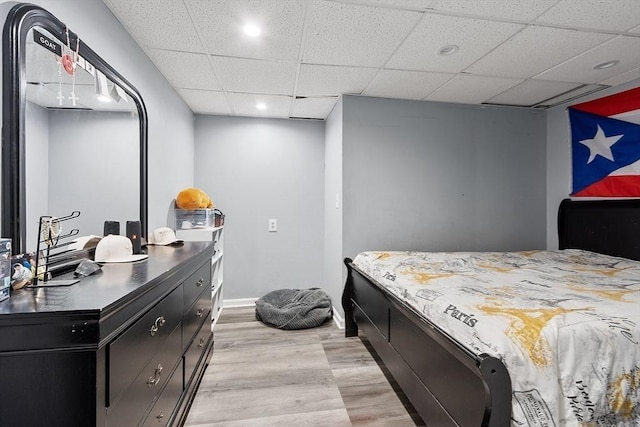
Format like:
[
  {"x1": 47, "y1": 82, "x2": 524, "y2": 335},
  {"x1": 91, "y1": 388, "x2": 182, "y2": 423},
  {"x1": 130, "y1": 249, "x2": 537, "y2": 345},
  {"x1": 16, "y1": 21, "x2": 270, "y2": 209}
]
[
  {"x1": 303, "y1": 1, "x2": 421, "y2": 67},
  {"x1": 599, "y1": 68, "x2": 640, "y2": 87},
  {"x1": 536, "y1": 0, "x2": 640, "y2": 32},
  {"x1": 432, "y1": 0, "x2": 558, "y2": 21},
  {"x1": 186, "y1": 0, "x2": 305, "y2": 61},
  {"x1": 487, "y1": 79, "x2": 582, "y2": 106},
  {"x1": 387, "y1": 14, "x2": 522, "y2": 72},
  {"x1": 291, "y1": 97, "x2": 338, "y2": 119},
  {"x1": 105, "y1": 0, "x2": 639, "y2": 119},
  {"x1": 426, "y1": 74, "x2": 523, "y2": 104},
  {"x1": 466, "y1": 26, "x2": 614, "y2": 78},
  {"x1": 535, "y1": 36, "x2": 640, "y2": 84},
  {"x1": 212, "y1": 56, "x2": 297, "y2": 95},
  {"x1": 363, "y1": 69, "x2": 453, "y2": 99},
  {"x1": 227, "y1": 93, "x2": 292, "y2": 117},
  {"x1": 338, "y1": 0, "x2": 438, "y2": 11},
  {"x1": 103, "y1": 0, "x2": 203, "y2": 52},
  {"x1": 148, "y1": 49, "x2": 221, "y2": 90},
  {"x1": 296, "y1": 64, "x2": 377, "y2": 97},
  {"x1": 179, "y1": 89, "x2": 231, "y2": 114}
]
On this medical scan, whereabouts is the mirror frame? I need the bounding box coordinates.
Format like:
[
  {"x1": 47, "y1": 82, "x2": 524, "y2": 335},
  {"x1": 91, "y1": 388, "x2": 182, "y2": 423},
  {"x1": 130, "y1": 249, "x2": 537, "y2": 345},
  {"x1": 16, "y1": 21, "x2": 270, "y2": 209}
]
[{"x1": 2, "y1": 3, "x2": 148, "y2": 254}]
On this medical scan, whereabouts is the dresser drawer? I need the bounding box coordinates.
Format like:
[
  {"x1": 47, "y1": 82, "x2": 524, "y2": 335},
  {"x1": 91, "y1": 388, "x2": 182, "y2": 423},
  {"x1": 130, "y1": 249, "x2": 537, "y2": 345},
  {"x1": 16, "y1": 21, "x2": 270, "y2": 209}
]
[
  {"x1": 109, "y1": 285, "x2": 183, "y2": 406},
  {"x1": 183, "y1": 289, "x2": 211, "y2": 351},
  {"x1": 184, "y1": 324, "x2": 212, "y2": 385},
  {"x1": 142, "y1": 359, "x2": 184, "y2": 427},
  {"x1": 107, "y1": 324, "x2": 182, "y2": 427},
  {"x1": 183, "y1": 262, "x2": 211, "y2": 313}
]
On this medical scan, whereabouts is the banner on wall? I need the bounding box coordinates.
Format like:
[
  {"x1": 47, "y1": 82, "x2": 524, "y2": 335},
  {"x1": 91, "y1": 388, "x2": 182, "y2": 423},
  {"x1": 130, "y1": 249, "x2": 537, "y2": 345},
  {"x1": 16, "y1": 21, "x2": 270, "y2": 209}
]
[{"x1": 569, "y1": 87, "x2": 640, "y2": 197}]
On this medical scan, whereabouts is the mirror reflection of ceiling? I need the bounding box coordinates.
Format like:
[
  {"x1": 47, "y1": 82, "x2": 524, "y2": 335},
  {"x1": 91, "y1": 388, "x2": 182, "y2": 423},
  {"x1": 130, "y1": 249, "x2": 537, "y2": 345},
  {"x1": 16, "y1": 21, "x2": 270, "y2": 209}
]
[
  {"x1": 26, "y1": 27, "x2": 135, "y2": 112},
  {"x1": 102, "y1": 0, "x2": 640, "y2": 120}
]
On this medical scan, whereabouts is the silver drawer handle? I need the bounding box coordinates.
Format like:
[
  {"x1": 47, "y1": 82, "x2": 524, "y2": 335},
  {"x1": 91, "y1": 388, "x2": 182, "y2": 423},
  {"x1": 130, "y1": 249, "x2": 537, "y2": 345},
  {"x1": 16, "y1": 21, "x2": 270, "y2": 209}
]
[
  {"x1": 196, "y1": 278, "x2": 204, "y2": 287},
  {"x1": 198, "y1": 337, "x2": 206, "y2": 348},
  {"x1": 149, "y1": 316, "x2": 166, "y2": 336},
  {"x1": 147, "y1": 363, "x2": 163, "y2": 387},
  {"x1": 196, "y1": 308, "x2": 204, "y2": 318}
]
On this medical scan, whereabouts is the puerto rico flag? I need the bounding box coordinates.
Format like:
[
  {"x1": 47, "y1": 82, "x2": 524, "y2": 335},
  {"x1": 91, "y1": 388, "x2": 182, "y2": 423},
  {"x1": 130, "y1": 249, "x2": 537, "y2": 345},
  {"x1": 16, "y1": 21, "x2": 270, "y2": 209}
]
[{"x1": 570, "y1": 87, "x2": 640, "y2": 197}]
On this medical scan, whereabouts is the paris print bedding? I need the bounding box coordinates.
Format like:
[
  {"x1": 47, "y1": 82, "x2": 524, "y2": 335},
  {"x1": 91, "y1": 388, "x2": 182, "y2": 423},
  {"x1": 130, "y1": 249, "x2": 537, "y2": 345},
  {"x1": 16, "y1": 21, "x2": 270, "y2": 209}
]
[{"x1": 352, "y1": 249, "x2": 640, "y2": 426}]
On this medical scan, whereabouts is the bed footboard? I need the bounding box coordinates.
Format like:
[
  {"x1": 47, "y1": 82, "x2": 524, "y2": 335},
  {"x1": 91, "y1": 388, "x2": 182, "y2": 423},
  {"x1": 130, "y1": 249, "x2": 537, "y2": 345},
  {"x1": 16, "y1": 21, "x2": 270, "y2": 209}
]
[{"x1": 342, "y1": 258, "x2": 512, "y2": 426}]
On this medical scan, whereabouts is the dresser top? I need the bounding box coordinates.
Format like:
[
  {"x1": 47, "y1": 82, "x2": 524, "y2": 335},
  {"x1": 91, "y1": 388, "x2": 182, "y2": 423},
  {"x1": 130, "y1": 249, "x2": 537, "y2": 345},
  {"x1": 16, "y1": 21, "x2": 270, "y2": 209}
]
[{"x1": 0, "y1": 241, "x2": 214, "y2": 317}]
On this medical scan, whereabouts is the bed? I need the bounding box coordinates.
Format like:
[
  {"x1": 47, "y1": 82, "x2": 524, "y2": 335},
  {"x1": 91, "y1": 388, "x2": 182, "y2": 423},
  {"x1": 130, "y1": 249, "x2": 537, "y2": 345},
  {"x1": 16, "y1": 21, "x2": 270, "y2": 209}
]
[{"x1": 342, "y1": 199, "x2": 640, "y2": 426}]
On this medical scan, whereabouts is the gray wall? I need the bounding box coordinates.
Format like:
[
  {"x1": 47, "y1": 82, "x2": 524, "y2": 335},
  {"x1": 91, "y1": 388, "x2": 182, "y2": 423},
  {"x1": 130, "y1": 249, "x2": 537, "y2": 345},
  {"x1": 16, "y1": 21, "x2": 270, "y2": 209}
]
[
  {"x1": 545, "y1": 78, "x2": 640, "y2": 249},
  {"x1": 0, "y1": 0, "x2": 195, "y2": 238},
  {"x1": 342, "y1": 96, "x2": 547, "y2": 259},
  {"x1": 193, "y1": 115, "x2": 325, "y2": 300},
  {"x1": 321, "y1": 95, "x2": 548, "y2": 317},
  {"x1": 324, "y1": 98, "x2": 343, "y2": 316}
]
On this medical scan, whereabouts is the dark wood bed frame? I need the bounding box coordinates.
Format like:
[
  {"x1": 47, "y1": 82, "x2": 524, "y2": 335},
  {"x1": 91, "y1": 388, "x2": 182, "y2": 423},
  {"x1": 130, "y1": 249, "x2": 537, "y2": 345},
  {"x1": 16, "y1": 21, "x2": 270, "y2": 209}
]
[{"x1": 342, "y1": 198, "x2": 640, "y2": 426}]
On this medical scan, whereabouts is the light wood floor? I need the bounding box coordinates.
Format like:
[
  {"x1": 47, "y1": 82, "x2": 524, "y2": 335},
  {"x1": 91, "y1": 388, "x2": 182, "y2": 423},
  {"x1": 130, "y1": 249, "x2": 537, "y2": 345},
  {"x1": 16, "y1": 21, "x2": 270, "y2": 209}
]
[{"x1": 184, "y1": 307, "x2": 425, "y2": 426}]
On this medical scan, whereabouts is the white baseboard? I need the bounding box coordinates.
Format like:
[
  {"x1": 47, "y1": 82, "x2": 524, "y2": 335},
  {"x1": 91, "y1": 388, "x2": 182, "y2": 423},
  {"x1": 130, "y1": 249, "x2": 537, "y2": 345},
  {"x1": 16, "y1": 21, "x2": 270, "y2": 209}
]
[
  {"x1": 223, "y1": 298, "x2": 257, "y2": 308},
  {"x1": 332, "y1": 306, "x2": 345, "y2": 329}
]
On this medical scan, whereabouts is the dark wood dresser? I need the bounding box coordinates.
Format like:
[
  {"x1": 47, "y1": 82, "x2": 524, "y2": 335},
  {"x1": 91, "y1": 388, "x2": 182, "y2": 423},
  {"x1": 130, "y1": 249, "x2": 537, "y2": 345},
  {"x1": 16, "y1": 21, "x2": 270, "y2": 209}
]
[{"x1": 0, "y1": 241, "x2": 216, "y2": 427}]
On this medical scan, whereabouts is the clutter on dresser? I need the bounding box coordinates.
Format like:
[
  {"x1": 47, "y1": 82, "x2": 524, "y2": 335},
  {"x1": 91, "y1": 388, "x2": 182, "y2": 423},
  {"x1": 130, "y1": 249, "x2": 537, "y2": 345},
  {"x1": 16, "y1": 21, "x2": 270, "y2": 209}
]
[
  {"x1": 94, "y1": 234, "x2": 148, "y2": 263},
  {"x1": 125, "y1": 220, "x2": 142, "y2": 254},
  {"x1": 103, "y1": 220, "x2": 120, "y2": 236},
  {"x1": 148, "y1": 227, "x2": 184, "y2": 246},
  {"x1": 26, "y1": 210, "x2": 83, "y2": 287},
  {"x1": 73, "y1": 259, "x2": 102, "y2": 277},
  {"x1": 0, "y1": 239, "x2": 11, "y2": 301}
]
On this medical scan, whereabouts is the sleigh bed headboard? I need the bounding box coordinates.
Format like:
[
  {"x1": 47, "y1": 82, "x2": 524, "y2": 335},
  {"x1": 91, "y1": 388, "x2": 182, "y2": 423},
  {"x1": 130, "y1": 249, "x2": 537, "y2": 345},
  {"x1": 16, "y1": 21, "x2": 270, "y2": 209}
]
[{"x1": 558, "y1": 198, "x2": 640, "y2": 261}]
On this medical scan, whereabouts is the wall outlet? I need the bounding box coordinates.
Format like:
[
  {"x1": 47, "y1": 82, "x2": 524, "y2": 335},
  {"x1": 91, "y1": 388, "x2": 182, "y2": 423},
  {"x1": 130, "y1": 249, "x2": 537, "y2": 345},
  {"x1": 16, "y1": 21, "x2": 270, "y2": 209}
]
[{"x1": 268, "y1": 218, "x2": 277, "y2": 232}]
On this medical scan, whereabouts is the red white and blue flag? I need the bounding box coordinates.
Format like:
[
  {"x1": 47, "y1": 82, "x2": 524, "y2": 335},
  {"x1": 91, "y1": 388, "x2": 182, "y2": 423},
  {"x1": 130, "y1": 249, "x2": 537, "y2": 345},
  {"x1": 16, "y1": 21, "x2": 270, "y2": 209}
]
[{"x1": 570, "y1": 87, "x2": 640, "y2": 197}]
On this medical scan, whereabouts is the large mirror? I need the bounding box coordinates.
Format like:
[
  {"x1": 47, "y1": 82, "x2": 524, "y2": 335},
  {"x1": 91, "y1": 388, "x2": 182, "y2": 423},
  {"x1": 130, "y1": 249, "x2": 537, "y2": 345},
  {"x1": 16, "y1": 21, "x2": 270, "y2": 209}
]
[{"x1": 2, "y1": 3, "x2": 148, "y2": 257}]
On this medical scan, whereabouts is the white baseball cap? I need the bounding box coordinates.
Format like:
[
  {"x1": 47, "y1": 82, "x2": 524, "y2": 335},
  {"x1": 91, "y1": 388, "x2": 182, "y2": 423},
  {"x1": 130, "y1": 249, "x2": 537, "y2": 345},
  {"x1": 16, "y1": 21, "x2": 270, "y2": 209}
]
[
  {"x1": 147, "y1": 227, "x2": 184, "y2": 246},
  {"x1": 68, "y1": 235, "x2": 102, "y2": 251},
  {"x1": 94, "y1": 234, "x2": 148, "y2": 263}
]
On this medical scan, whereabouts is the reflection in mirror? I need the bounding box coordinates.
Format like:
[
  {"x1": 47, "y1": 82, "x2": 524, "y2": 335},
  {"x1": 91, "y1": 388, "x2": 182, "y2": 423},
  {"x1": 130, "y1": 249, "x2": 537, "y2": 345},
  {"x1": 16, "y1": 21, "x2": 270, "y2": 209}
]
[
  {"x1": 2, "y1": 3, "x2": 148, "y2": 260},
  {"x1": 24, "y1": 26, "x2": 139, "y2": 253}
]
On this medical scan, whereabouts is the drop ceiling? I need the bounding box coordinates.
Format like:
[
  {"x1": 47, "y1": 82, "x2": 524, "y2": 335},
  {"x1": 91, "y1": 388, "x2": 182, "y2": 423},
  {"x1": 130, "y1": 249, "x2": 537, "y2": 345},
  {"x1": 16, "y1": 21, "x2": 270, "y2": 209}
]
[{"x1": 102, "y1": 0, "x2": 640, "y2": 120}]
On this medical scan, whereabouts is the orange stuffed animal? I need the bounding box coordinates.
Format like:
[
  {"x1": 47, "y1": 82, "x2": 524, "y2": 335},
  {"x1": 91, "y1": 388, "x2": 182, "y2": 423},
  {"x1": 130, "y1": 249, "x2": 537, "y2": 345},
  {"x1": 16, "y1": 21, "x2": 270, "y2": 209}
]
[{"x1": 176, "y1": 188, "x2": 213, "y2": 210}]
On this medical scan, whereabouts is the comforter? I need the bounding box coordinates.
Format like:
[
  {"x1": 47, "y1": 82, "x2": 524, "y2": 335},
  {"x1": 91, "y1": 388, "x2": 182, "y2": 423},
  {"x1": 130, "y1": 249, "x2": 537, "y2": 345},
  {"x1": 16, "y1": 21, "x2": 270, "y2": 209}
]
[{"x1": 352, "y1": 249, "x2": 640, "y2": 426}]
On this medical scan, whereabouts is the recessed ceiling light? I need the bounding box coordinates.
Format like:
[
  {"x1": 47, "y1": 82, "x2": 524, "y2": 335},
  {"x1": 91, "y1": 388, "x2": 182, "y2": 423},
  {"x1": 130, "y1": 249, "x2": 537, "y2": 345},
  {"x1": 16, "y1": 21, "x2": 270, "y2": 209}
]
[
  {"x1": 256, "y1": 102, "x2": 266, "y2": 110},
  {"x1": 593, "y1": 60, "x2": 619, "y2": 70},
  {"x1": 438, "y1": 45, "x2": 459, "y2": 56},
  {"x1": 243, "y1": 24, "x2": 261, "y2": 37}
]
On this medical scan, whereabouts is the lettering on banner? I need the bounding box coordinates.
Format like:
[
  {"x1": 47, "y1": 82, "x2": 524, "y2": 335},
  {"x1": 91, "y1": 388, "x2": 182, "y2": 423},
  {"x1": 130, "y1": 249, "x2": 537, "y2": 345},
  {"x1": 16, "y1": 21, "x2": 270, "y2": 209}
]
[
  {"x1": 567, "y1": 380, "x2": 596, "y2": 422},
  {"x1": 382, "y1": 271, "x2": 396, "y2": 281},
  {"x1": 514, "y1": 389, "x2": 556, "y2": 427},
  {"x1": 33, "y1": 29, "x2": 62, "y2": 56},
  {"x1": 582, "y1": 312, "x2": 638, "y2": 344},
  {"x1": 443, "y1": 303, "x2": 478, "y2": 327}
]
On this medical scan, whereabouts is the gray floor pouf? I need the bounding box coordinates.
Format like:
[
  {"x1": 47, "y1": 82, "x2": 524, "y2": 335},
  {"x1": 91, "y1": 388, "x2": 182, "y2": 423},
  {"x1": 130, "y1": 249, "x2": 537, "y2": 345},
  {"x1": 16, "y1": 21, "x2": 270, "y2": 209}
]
[{"x1": 255, "y1": 288, "x2": 332, "y2": 330}]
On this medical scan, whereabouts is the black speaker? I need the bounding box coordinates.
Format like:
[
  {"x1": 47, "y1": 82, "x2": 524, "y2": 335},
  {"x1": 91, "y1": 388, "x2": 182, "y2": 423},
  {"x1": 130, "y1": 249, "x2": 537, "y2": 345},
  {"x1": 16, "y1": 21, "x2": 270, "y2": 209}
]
[
  {"x1": 103, "y1": 220, "x2": 120, "y2": 236},
  {"x1": 126, "y1": 220, "x2": 142, "y2": 254}
]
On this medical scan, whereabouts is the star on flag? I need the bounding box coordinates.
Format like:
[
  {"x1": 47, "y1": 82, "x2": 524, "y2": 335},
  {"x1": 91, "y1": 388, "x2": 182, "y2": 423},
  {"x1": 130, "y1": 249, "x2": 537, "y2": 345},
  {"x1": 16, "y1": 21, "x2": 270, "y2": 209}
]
[{"x1": 578, "y1": 124, "x2": 623, "y2": 164}]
